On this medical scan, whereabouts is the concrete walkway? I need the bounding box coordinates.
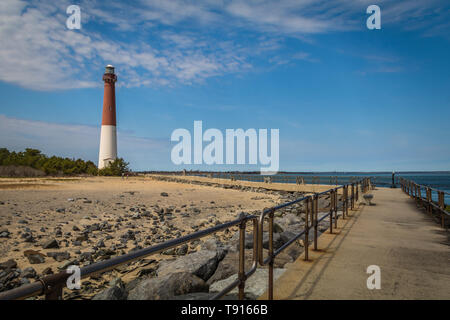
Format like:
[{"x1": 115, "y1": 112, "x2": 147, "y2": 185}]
[{"x1": 263, "y1": 187, "x2": 450, "y2": 300}]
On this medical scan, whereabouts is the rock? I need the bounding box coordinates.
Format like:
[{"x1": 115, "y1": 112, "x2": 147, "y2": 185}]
[
  {"x1": 42, "y1": 267, "x2": 54, "y2": 275},
  {"x1": 273, "y1": 222, "x2": 284, "y2": 233},
  {"x1": 127, "y1": 272, "x2": 208, "y2": 300},
  {"x1": 47, "y1": 251, "x2": 71, "y2": 262},
  {"x1": 172, "y1": 292, "x2": 238, "y2": 300},
  {"x1": 92, "y1": 278, "x2": 127, "y2": 300},
  {"x1": 75, "y1": 234, "x2": 88, "y2": 242},
  {"x1": 0, "y1": 259, "x2": 17, "y2": 270},
  {"x1": 42, "y1": 239, "x2": 59, "y2": 249},
  {"x1": 160, "y1": 192, "x2": 169, "y2": 197},
  {"x1": 21, "y1": 267, "x2": 37, "y2": 278},
  {"x1": 207, "y1": 250, "x2": 255, "y2": 285},
  {"x1": 209, "y1": 268, "x2": 286, "y2": 300},
  {"x1": 279, "y1": 231, "x2": 296, "y2": 245},
  {"x1": 0, "y1": 228, "x2": 10, "y2": 238},
  {"x1": 24, "y1": 250, "x2": 46, "y2": 264},
  {"x1": 201, "y1": 238, "x2": 228, "y2": 260},
  {"x1": 96, "y1": 239, "x2": 106, "y2": 248},
  {"x1": 175, "y1": 244, "x2": 188, "y2": 256},
  {"x1": 158, "y1": 250, "x2": 221, "y2": 282}
]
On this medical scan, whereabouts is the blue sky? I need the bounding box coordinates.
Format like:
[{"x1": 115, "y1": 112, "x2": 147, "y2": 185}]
[{"x1": 0, "y1": 0, "x2": 449, "y2": 171}]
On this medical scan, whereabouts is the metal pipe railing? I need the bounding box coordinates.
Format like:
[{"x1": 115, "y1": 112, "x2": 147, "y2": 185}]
[
  {"x1": 257, "y1": 178, "x2": 370, "y2": 300},
  {"x1": 399, "y1": 177, "x2": 449, "y2": 228},
  {"x1": 0, "y1": 178, "x2": 371, "y2": 301}
]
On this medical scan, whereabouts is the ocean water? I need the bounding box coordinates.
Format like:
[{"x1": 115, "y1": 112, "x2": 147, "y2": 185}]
[{"x1": 211, "y1": 172, "x2": 450, "y2": 205}]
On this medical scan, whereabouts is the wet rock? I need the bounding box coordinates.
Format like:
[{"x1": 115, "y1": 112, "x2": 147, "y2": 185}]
[{"x1": 128, "y1": 272, "x2": 208, "y2": 300}]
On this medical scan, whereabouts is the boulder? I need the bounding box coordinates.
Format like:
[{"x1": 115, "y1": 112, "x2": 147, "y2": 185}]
[
  {"x1": 92, "y1": 278, "x2": 127, "y2": 300},
  {"x1": 209, "y1": 268, "x2": 286, "y2": 300},
  {"x1": 207, "y1": 249, "x2": 255, "y2": 285},
  {"x1": 157, "y1": 250, "x2": 221, "y2": 282},
  {"x1": 127, "y1": 272, "x2": 208, "y2": 300},
  {"x1": 42, "y1": 239, "x2": 59, "y2": 249},
  {"x1": 200, "y1": 238, "x2": 229, "y2": 260}
]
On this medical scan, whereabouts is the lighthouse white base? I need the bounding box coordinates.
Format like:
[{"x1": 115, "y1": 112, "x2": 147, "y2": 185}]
[{"x1": 98, "y1": 125, "x2": 117, "y2": 169}]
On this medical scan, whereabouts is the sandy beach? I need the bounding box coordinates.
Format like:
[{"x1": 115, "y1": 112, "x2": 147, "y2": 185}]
[{"x1": 1, "y1": 175, "x2": 294, "y2": 298}]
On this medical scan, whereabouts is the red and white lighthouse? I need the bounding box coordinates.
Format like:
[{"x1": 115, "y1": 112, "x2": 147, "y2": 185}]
[{"x1": 98, "y1": 65, "x2": 117, "y2": 169}]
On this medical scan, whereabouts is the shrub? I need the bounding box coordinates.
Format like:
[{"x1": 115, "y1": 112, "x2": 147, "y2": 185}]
[
  {"x1": 98, "y1": 158, "x2": 130, "y2": 176},
  {"x1": 0, "y1": 147, "x2": 103, "y2": 177}
]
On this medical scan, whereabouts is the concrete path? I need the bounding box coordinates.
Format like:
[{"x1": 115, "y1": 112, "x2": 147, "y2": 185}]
[{"x1": 263, "y1": 187, "x2": 450, "y2": 300}]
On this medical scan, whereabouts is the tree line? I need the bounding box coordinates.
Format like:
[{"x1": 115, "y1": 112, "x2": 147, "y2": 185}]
[{"x1": 0, "y1": 148, "x2": 129, "y2": 176}]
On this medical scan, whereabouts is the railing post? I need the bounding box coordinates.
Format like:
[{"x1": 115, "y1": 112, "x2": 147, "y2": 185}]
[
  {"x1": 304, "y1": 197, "x2": 310, "y2": 261},
  {"x1": 356, "y1": 182, "x2": 359, "y2": 203},
  {"x1": 438, "y1": 191, "x2": 445, "y2": 228},
  {"x1": 334, "y1": 190, "x2": 338, "y2": 229},
  {"x1": 329, "y1": 190, "x2": 333, "y2": 234},
  {"x1": 238, "y1": 218, "x2": 246, "y2": 300},
  {"x1": 426, "y1": 187, "x2": 432, "y2": 215},
  {"x1": 313, "y1": 194, "x2": 318, "y2": 251},
  {"x1": 351, "y1": 183, "x2": 355, "y2": 210},
  {"x1": 268, "y1": 209, "x2": 274, "y2": 300}
]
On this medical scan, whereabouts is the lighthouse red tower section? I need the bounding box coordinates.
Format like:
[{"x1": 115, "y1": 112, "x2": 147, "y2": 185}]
[{"x1": 101, "y1": 72, "x2": 117, "y2": 126}]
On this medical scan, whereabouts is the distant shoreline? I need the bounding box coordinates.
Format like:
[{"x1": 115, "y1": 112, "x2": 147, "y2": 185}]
[{"x1": 138, "y1": 170, "x2": 450, "y2": 174}]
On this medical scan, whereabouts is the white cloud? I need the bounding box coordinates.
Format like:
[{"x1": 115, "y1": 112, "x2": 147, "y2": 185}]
[{"x1": 0, "y1": 0, "x2": 448, "y2": 90}]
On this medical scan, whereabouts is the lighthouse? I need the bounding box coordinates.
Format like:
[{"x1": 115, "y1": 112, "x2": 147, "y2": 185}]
[{"x1": 98, "y1": 65, "x2": 117, "y2": 169}]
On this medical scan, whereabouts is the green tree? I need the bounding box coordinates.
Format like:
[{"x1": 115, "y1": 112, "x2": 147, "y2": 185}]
[
  {"x1": 98, "y1": 158, "x2": 130, "y2": 176},
  {"x1": 0, "y1": 147, "x2": 112, "y2": 177}
]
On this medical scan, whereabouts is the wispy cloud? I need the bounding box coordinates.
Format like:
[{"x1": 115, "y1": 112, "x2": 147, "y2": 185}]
[{"x1": 0, "y1": 0, "x2": 448, "y2": 90}]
